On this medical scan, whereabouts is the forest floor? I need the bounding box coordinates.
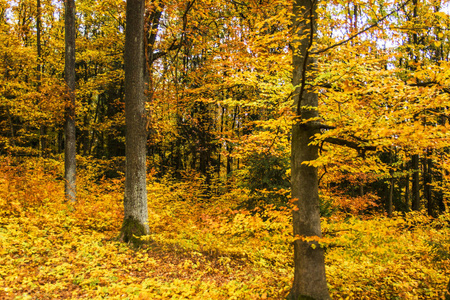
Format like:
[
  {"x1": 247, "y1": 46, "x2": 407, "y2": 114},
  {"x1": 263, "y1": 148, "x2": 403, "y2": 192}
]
[{"x1": 0, "y1": 156, "x2": 449, "y2": 299}]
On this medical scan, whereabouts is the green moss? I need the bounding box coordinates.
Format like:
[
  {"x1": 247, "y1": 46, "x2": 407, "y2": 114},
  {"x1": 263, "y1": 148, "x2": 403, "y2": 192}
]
[{"x1": 118, "y1": 216, "x2": 147, "y2": 248}]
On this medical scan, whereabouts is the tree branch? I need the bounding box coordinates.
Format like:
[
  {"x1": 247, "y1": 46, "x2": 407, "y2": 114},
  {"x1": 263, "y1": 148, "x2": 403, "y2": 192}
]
[
  {"x1": 324, "y1": 137, "x2": 377, "y2": 157},
  {"x1": 151, "y1": 41, "x2": 182, "y2": 63},
  {"x1": 311, "y1": 0, "x2": 412, "y2": 55},
  {"x1": 296, "y1": 1, "x2": 316, "y2": 115}
]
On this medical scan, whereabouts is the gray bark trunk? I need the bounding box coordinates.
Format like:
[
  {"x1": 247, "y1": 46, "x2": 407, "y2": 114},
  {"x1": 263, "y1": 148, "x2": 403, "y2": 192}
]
[
  {"x1": 289, "y1": 0, "x2": 330, "y2": 299},
  {"x1": 37, "y1": 0, "x2": 47, "y2": 156},
  {"x1": 64, "y1": 0, "x2": 76, "y2": 202},
  {"x1": 119, "y1": 0, "x2": 150, "y2": 243}
]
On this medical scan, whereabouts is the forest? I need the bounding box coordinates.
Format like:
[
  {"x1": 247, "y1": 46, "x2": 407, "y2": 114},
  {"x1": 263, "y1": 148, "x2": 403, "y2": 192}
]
[{"x1": 1, "y1": 0, "x2": 450, "y2": 299}]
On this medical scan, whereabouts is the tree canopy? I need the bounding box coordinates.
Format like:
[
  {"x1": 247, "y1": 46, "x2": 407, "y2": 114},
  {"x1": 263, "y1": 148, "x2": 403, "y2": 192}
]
[{"x1": 1, "y1": 0, "x2": 450, "y2": 298}]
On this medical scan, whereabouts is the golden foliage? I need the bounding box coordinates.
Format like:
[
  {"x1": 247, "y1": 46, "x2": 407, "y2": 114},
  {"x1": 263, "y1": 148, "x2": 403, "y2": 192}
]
[{"x1": 0, "y1": 157, "x2": 449, "y2": 299}]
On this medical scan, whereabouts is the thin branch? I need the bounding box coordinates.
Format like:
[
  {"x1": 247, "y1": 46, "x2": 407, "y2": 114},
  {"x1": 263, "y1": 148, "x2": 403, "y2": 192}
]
[
  {"x1": 311, "y1": 0, "x2": 412, "y2": 55},
  {"x1": 318, "y1": 165, "x2": 327, "y2": 185},
  {"x1": 408, "y1": 81, "x2": 437, "y2": 87},
  {"x1": 146, "y1": 0, "x2": 195, "y2": 64},
  {"x1": 151, "y1": 41, "x2": 182, "y2": 63}
]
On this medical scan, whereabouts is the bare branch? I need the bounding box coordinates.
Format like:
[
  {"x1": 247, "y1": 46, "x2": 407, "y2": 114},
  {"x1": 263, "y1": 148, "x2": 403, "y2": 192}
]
[{"x1": 311, "y1": 0, "x2": 412, "y2": 55}]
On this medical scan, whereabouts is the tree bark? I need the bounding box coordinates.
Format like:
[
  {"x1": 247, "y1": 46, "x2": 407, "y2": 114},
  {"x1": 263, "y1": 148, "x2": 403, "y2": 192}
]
[
  {"x1": 412, "y1": 154, "x2": 420, "y2": 210},
  {"x1": 289, "y1": 0, "x2": 330, "y2": 299},
  {"x1": 64, "y1": 0, "x2": 76, "y2": 202},
  {"x1": 404, "y1": 172, "x2": 410, "y2": 211},
  {"x1": 5, "y1": 106, "x2": 15, "y2": 147},
  {"x1": 424, "y1": 151, "x2": 433, "y2": 216},
  {"x1": 37, "y1": 0, "x2": 47, "y2": 157},
  {"x1": 387, "y1": 175, "x2": 394, "y2": 217},
  {"x1": 119, "y1": 0, "x2": 150, "y2": 244}
]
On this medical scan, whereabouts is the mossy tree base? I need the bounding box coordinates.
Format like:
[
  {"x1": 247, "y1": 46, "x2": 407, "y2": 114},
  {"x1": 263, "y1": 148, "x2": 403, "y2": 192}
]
[{"x1": 118, "y1": 216, "x2": 148, "y2": 248}]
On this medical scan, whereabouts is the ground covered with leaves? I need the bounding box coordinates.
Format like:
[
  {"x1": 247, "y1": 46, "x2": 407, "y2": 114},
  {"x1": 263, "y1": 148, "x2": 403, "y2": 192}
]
[{"x1": 0, "y1": 157, "x2": 449, "y2": 299}]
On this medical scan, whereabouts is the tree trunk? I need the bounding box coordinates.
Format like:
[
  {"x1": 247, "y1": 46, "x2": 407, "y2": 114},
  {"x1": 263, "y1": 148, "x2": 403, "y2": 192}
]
[
  {"x1": 437, "y1": 164, "x2": 445, "y2": 214},
  {"x1": 289, "y1": 0, "x2": 330, "y2": 299},
  {"x1": 387, "y1": 176, "x2": 394, "y2": 217},
  {"x1": 424, "y1": 152, "x2": 433, "y2": 216},
  {"x1": 37, "y1": 0, "x2": 47, "y2": 157},
  {"x1": 5, "y1": 106, "x2": 15, "y2": 147},
  {"x1": 64, "y1": 0, "x2": 76, "y2": 202},
  {"x1": 119, "y1": 0, "x2": 149, "y2": 245},
  {"x1": 412, "y1": 154, "x2": 420, "y2": 210},
  {"x1": 404, "y1": 173, "x2": 410, "y2": 211}
]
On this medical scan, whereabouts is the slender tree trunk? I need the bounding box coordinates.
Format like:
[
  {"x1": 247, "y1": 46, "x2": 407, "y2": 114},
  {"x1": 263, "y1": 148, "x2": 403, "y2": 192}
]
[
  {"x1": 405, "y1": 172, "x2": 410, "y2": 211},
  {"x1": 5, "y1": 106, "x2": 15, "y2": 147},
  {"x1": 218, "y1": 104, "x2": 225, "y2": 179},
  {"x1": 289, "y1": 0, "x2": 330, "y2": 299},
  {"x1": 37, "y1": 0, "x2": 47, "y2": 157},
  {"x1": 424, "y1": 151, "x2": 433, "y2": 216},
  {"x1": 58, "y1": 130, "x2": 63, "y2": 153},
  {"x1": 236, "y1": 106, "x2": 240, "y2": 171},
  {"x1": 227, "y1": 106, "x2": 238, "y2": 176},
  {"x1": 412, "y1": 154, "x2": 420, "y2": 210},
  {"x1": 64, "y1": 0, "x2": 76, "y2": 202},
  {"x1": 437, "y1": 164, "x2": 445, "y2": 214},
  {"x1": 119, "y1": 0, "x2": 150, "y2": 245},
  {"x1": 387, "y1": 175, "x2": 394, "y2": 217}
]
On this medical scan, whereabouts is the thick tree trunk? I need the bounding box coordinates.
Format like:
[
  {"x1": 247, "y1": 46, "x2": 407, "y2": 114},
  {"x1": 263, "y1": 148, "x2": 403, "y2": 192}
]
[
  {"x1": 412, "y1": 154, "x2": 420, "y2": 210},
  {"x1": 289, "y1": 0, "x2": 330, "y2": 299},
  {"x1": 64, "y1": 0, "x2": 76, "y2": 202},
  {"x1": 119, "y1": 0, "x2": 150, "y2": 244}
]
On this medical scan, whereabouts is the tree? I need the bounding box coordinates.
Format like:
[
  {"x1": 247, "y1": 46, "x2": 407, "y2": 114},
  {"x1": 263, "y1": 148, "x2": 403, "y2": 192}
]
[
  {"x1": 288, "y1": 0, "x2": 330, "y2": 299},
  {"x1": 118, "y1": 0, "x2": 149, "y2": 244},
  {"x1": 36, "y1": 0, "x2": 47, "y2": 157},
  {"x1": 64, "y1": 0, "x2": 76, "y2": 202}
]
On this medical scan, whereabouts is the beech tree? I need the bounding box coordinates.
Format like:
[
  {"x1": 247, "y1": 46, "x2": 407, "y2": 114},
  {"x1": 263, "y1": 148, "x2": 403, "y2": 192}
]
[
  {"x1": 36, "y1": 0, "x2": 46, "y2": 156},
  {"x1": 64, "y1": 0, "x2": 76, "y2": 202},
  {"x1": 118, "y1": 0, "x2": 150, "y2": 244},
  {"x1": 289, "y1": 0, "x2": 330, "y2": 299},
  {"x1": 0, "y1": 0, "x2": 449, "y2": 230}
]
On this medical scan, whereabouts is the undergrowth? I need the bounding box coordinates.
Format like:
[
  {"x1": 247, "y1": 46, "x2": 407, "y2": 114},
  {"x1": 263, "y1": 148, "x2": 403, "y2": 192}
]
[{"x1": 0, "y1": 156, "x2": 449, "y2": 299}]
